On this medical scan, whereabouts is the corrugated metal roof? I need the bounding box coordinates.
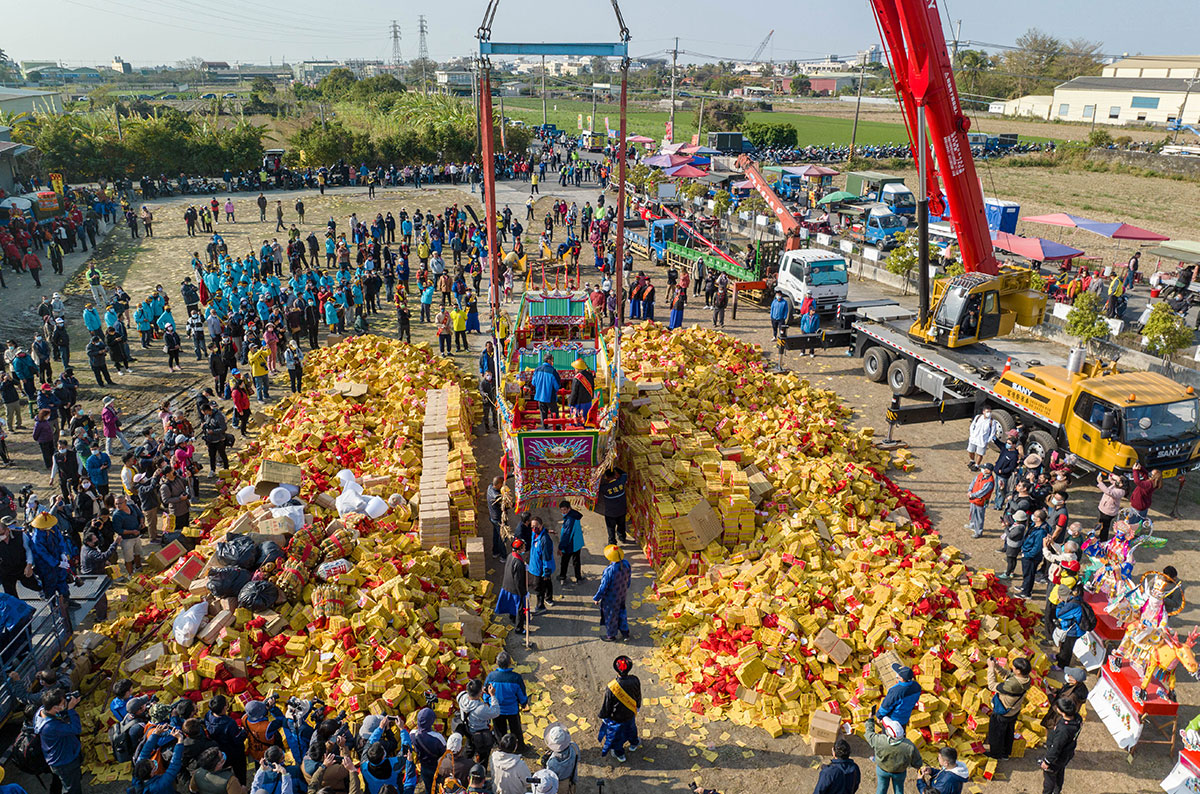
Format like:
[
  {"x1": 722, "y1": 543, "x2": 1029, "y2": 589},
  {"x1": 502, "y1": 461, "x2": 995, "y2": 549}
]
[
  {"x1": 1056, "y1": 76, "x2": 1195, "y2": 93},
  {"x1": 0, "y1": 141, "x2": 33, "y2": 157}
]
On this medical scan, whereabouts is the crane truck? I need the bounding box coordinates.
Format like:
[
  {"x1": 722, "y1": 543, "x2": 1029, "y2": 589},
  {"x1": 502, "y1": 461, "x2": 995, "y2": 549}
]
[{"x1": 780, "y1": 0, "x2": 1200, "y2": 479}]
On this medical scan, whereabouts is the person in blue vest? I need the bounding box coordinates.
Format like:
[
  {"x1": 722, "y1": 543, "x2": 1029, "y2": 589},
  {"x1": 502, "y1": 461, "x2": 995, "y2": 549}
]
[
  {"x1": 877, "y1": 665, "x2": 922, "y2": 728},
  {"x1": 557, "y1": 500, "x2": 585, "y2": 586},
  {"x1": 484, "y1": 652, "x2": 529, "y2": 753},
  {"x1": 531, "y1": 355, "x2": 561, "y2": 428}
]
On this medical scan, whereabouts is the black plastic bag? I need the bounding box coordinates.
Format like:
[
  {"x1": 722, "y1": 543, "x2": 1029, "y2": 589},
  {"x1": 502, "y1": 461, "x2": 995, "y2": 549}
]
[
  {"x1": 256, "y1": 541, "x2": 285, "y2": 568},
  {"x1": 207, "y1": 566, "x2": 252, "y2": 598},
  {"x1": 216, "y1": 533, "x2": 258, "y2": 570},
  {"x1": 237, "y1": 580, "x2": 280, "y2": 613}
]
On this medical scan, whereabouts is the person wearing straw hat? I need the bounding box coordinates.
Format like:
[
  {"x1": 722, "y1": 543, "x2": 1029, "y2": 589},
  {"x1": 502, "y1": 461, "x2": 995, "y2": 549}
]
[
  {"x1": 566, "y1": 360, "x2": 594, "y2": 425},
  {"x1": 593, "y1": 545, "x2": 632, "y2": 643},
  {"x1": 27, "y1": 511, "x2": 75, "y2": 610},
  {"x1": 597, "y1": 656, "x2": 641, "y2": 763}
]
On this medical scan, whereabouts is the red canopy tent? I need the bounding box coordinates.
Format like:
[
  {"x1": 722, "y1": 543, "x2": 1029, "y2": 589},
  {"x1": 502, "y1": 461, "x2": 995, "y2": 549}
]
[
  {"x1": 1020, "y1": 213, "x2": 1169, "y2": 241},
  {"x1": 665, "y1": 164, "x2": 707, "y2": 178}
]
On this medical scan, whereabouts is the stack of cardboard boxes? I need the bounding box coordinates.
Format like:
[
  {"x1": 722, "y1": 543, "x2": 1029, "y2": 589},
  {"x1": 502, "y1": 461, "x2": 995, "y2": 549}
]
[
  {"x1": 618, "y1": 325, "x2": 1039, "y2": 779},
  {"x1": 78, "y1": 338, "x2": 498, "y2": 783}
]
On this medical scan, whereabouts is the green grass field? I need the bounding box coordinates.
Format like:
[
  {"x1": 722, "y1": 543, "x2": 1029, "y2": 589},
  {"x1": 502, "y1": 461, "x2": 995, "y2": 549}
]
[{"x1": 501, "y1": 97, "x2": 914, "y2": 146}]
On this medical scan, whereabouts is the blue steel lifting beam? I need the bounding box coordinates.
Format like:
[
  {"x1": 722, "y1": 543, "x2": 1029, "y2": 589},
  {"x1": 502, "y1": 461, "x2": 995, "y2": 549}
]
[{"x1": 476, "y1": 0, "x2": 632, "y2": 382}]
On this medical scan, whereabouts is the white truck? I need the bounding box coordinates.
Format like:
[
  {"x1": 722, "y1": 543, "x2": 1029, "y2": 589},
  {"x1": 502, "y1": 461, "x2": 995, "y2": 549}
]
[{"x1": 773, "y1": 248, "x2": 851, "y2": 318}]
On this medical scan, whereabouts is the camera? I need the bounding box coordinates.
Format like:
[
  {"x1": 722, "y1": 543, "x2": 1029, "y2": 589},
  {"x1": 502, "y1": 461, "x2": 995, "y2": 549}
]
[{"x1": 66, "y1": 690, "x2": 81, "y2": 701}]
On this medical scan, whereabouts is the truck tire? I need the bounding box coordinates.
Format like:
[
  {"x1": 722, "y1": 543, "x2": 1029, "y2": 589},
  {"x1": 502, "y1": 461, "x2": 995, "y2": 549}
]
[
  {"x1": 886, "y1": 358, "x2": 917, "y2": 397},
  {"x1": 649, "y1": 248, "x2": 659, "y2": 265},
  {"x1": 1026, "y1": 429, "x2": 1058, "y2": 460},
  {"x1": 862, "y1": 347, "x2": 891, "y2": 383},
  {"x1": 990, "y1": 408, "x2": 1016, "y2": 436}
]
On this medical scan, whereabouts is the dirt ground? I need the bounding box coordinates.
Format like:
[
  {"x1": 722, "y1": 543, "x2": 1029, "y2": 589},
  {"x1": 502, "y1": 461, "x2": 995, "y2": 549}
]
[{"x1": 6, "y1": 180, "x2": 1199, "y2": 794}]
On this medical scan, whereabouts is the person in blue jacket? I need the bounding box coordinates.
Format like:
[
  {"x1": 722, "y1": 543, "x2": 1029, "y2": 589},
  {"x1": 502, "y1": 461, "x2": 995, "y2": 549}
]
[
  {"x1": 531, "y1": 354, "x2": 561, "y2": 428},
  {"x1": 109, "y1": 678, "x2": 134, "y2": 722},
  {"x1": 527, "y1": 517, "x2": 556, "y2": 613},
  {"x1": 360, "y1": 727, "x2": 406, "y2": 794},
  {"x1": 876, "y1": 665, "x2": 922, "y2": 728},
  {"x1": 915, "y1": 746, "x2": 969, "y2": 794},
  {"x1": 34, "y1": 689, "x2": 84, "y2": 794},
  {"x1": 769, "y1": 290, "x2": 790, "y2": 339},
  {"x1": 484, "y1": 651, "x2": 529, "y2": 753},
  {"x1": 799, "y1": 306, "x2": 821, "y2": 356},
  {"x1": 82, "y1": 304, "x2": 102, "y2": 336},
  {"x1": 813, "y1": 738, "x2": 861, "y2": 794},
  {"x1": 557, "y1": 499, "x2": 585, "y2": 586}
]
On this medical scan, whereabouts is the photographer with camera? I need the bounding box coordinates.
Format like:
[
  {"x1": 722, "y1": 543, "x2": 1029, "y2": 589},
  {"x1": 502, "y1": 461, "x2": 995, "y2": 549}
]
[
  {"x1": 33, "y1": 688, "x2": 84, "y2": 794},
  {"x1": 457, "y1": 679, "x2": 502, "y2": 763},
  {"x1": 244, "y1": 694, "x2": 287, "y2": 765}
]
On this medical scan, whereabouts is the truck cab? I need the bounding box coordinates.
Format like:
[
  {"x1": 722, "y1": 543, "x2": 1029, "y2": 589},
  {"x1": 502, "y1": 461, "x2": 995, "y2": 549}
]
[
  {"x1": 775, "y1": 249, "x2": 850, "y2": 317},
  {"x1": 993, "y1": 363, "x2": 1200, "y2": 476},
  {"x1": 581, "y1": 131, "x2": 606, "y2": 152},
  {"x1": 624, "y1": 219, "x2": 686, "y2": 263},
  {"x1": 879, "y1": 183, "x2": 916, "y2": 217},
  {"x1": 849, "y1": 206, "x2": 907, "y2": 249}
]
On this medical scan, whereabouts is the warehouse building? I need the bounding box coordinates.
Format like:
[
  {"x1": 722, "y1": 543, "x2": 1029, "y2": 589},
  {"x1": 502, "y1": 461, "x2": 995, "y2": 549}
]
[{"x1": 1050, "y1": 76, "x2": 1200, "y2": 126}]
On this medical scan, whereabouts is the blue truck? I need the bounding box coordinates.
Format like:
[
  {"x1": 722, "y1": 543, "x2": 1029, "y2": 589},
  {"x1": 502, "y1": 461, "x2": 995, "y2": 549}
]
[{"x1": 623, "y1": 218, "x2": 691, "y2": 264}]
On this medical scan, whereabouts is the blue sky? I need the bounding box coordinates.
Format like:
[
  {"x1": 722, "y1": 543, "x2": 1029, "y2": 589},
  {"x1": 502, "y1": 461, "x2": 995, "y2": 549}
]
[{"x1": 6, "y1": 0, "x2": 1198, "y2": 67}]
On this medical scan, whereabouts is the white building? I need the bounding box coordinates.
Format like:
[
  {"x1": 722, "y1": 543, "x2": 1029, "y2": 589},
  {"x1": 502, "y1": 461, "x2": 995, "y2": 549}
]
[
  {"x1": 1102, "y1": 55, "x2": 1200, "y2": 80},
  {"x1": 292, "y1": 60, "x2": 341, "y2": 84},
  {"x1": 989, "y1": 94, "x2": 1053, "y2": 119},
  {"x1": 855, "y1": 45, "x2": 883, "y2": 66},
  {"x1": 435, "y1": 69, "x2": 473, "y2": 96},
  {"x1": 1051, "y1": 76, "x2": 1200, "y2": 126}
]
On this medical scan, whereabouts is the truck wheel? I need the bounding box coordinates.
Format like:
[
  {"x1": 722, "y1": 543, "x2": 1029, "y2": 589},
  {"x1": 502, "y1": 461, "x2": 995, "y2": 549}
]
[
  {"x1": 863, "y1": 347, "x2": 891, "y2": 383},
  {"x1": 886, "y1": 358, "x2": 917, "y2": 396},
  {"x1": 990, "y1": 408, "x2": 1015, "y2": 435},
  {"x1": 1026, "y1": 429, "x2": 1058, "y2": 460},
  {"x1": 649, "y1": 249, "x2": 659, "y2": 265}
]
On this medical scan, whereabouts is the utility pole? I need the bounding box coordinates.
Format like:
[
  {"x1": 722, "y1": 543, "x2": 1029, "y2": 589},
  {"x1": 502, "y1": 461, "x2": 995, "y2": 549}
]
[
  {"x1": 696, "y1": 95, "x2": 705, "y2": 143},
  {"x1": 473, "y1": 60, "x2": 481, "y2": 156},
  {"x1": 951, "y1": 20, "x2": 962, "y2": 61},
  {"x1": 849, "y1": 60, "x2": 866, "y2": 159},
  {"x1": 499, "y1": 92, "x2": 506, "y2": 150},
  {"x1": 113, "y1": 105, "x2": 122, "y2": 141},
  {"x1": 1173, "y1": 76, "x2": 1198, "y2": 143},
  {"x1": 591, "y1": 83, "x2": 597, "y2": 131},
  {"x1": 917, "y1": 104, "x2": 930, "y2": 326},
  {"x1": 541, "y1": 55, "x2": 547, "y2": 126},
  {"x1": 669, "y1": 37, "x2": 678, "y2": 142}
]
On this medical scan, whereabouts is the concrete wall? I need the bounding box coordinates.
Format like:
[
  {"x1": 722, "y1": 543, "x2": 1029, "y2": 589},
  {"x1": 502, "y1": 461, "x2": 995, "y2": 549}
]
[{"x1": 1085, "y1": 148, "x2": 1200, "y2": 179}]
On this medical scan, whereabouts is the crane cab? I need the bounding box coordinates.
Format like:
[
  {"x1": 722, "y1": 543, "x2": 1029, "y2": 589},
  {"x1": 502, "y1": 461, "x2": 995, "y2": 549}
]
[{"x1": 909, "y1": 270, "x2": 1046, "y2": 348}]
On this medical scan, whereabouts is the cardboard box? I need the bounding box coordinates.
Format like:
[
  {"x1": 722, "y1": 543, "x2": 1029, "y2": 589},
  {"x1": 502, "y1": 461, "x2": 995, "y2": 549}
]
[
  {"x1": 124, "y1": 642, "x2": 165, "y2": 673},
  {"x1": 170, "y1": 555, "x2": 207, "y2": 590},
  {"x1": 254, "y1": 460, "x2": 302, "y2": 495},
  {"x1": 814, "y1": 627, "x2": 853, "y2": 666},
  {"x1": 198, "y1": 610, "x2": 235, "y2": 645},
  {"x1": 807, "y1": 709, "x2": 841, "y2": 755},
  {"x1": 875, "y1": 650, "x2": 905, "y2": 690},
  {"x1": 675, "y1": 499, "x2": 724, "y2": 552},
  {"x1": 223, "y1": 658, "x2": 248, "y2": 679},
  {"x1": 147, "y1": 541, "x2": 188, "y2": 573}
]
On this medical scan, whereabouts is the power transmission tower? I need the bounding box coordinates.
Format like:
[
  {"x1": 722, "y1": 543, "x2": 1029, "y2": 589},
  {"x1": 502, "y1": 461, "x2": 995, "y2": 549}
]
[
  {"x1": 418, "y1": 15, "x2": 430, "y2": 93},
  {"x1": 390, "y1": 20, "x2": 402, "y2": 67}
]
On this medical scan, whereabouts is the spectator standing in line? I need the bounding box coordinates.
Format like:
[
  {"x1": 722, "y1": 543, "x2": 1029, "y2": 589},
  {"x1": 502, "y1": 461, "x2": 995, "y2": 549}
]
[
  {"x1": 596, "y1": 467, "x2": 628, "y2": 545},
  {"x1": 486, "y1": 475, "x2": 508, "y2": 561}
]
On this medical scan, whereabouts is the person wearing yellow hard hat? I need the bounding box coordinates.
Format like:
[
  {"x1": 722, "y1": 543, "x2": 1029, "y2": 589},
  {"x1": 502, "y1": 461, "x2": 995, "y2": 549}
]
[
  {"x1": 593, "y1": 544, "x2": 631, "y2": 642},
  {"x1": 567, "y1": 359, "x2": 594, "y2": 425}
]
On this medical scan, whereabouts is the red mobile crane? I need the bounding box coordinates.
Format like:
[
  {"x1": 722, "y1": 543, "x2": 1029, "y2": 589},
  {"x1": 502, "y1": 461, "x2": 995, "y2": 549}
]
[
  {"x1": 735, "y1": 154, "x2": 805, "y2": 251},
  {"x1": 867, "y1": 0, "x2": 999, "y2": 275}
]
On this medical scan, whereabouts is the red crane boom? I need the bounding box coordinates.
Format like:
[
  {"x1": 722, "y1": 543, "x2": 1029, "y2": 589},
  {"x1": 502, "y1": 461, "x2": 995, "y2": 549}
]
[
  {"x1": 868, "y1": 0, "x2": 998, "y2": 275},
  {"x1": 734, "y1": 155, "x2": 803, "y2": 251}
]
